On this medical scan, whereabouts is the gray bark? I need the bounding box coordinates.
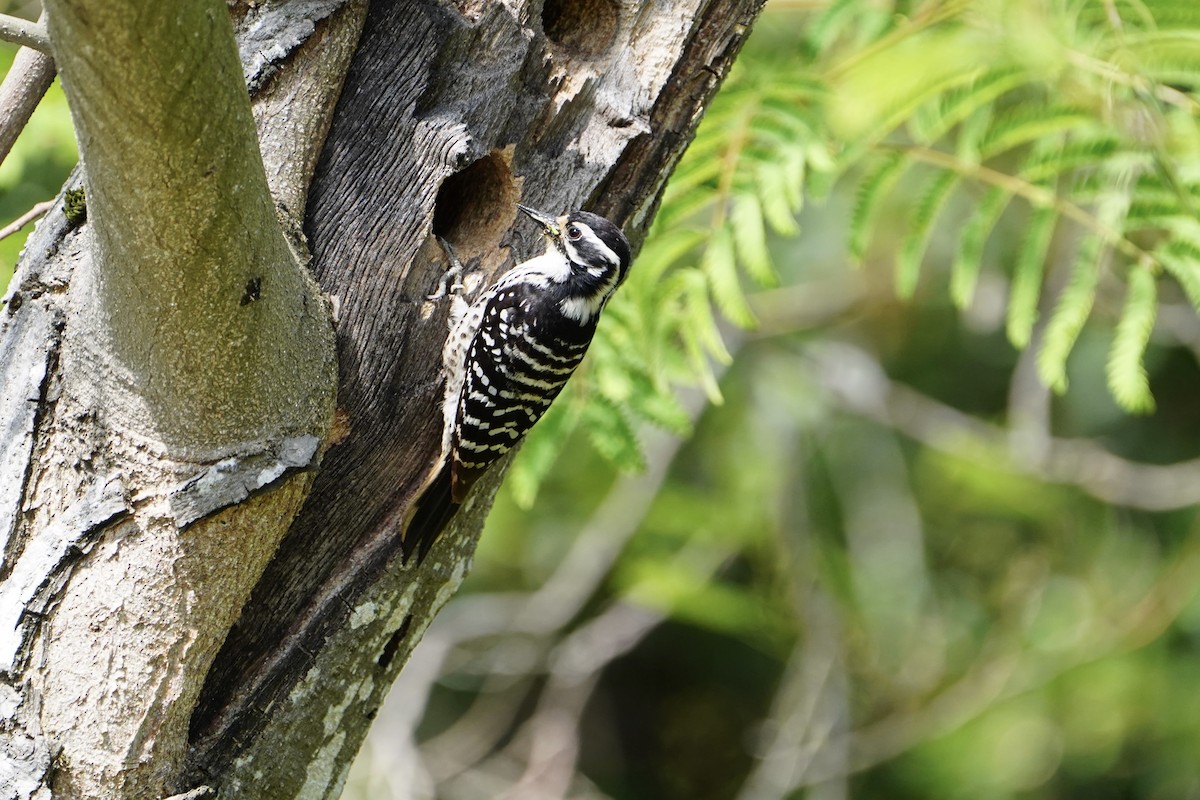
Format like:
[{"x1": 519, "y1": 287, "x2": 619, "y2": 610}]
[
  {"x1": 0, "y1": 33, "x2": 54, "y2": 167},
  {"x1": 0, "y1": 0, "x2": 764, "y2": 798}
]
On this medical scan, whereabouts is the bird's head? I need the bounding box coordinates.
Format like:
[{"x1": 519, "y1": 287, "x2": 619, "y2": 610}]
[{"x1": 517, "y1": 204, "x2": 632, "y2": 294}]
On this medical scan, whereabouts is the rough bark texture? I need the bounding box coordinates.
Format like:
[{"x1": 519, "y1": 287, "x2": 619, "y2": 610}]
[
  {"x1": 0, "y1": 0, "x2": 764, "y2": 797},
  {"x1": 0, "y1": 1, "x2": 355, "y2": 797}
]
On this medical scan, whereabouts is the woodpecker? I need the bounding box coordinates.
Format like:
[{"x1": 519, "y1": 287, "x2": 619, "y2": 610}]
[{"x1": 403, "y1": 204, "x2": 632, "y2": 562}]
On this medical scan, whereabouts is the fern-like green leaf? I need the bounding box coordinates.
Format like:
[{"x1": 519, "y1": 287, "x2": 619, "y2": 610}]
[
  {"x1": 1127, "y1": 196, "x2": 1187, "y2": 229},
  {"x1": 731, "y1": 194, "x2": 777, "y2": 286},
  {"x1": 896, "y1": 169, "x2": 959, "y2": 298},
  {"x1": 582, "y1": 395, "x2": 645, "y2": 473},
  {"x1": 913, "y1": 66, "x2": 1027, "y2": 145},
  {"x1": 756, "y1": 163, "x2": 802, "y2": 236},
  {"x1": 782, "y1": 147, "x2": 808, "y2": 211},
  {"x1": 829, "y1": 30, "x2": 991, "y2": 148},
  {"x1": 849, "y1": 153, "x2": 909, "y2": 264},
  {"x1": 952, "y1": 185, "x2": 1011, "y2": 308},
  {"x1": 1037, "y1": 234, "x2": 1103, "y2": 392},
  {"x1": 662, "y1": 157, "x2": 723, "y2": 202},
  {"x1": 704, "y1": 226, "x2": 757, "y2": 327},
  {"x1": 1156, "y1": 237, "x2": 1200, "y2": 308},
  {"x1": 507, "y1": 399, "x2": 582, "y2": 509},
  {"x1": 658, "y1": 188, "x2": 721, "y2": 230},
  {"x1": 806, "y1": 0, "x2": 875, "y2": 52},
  {"x1": 953, "y1": 101, "x2": 995, "y2": 165},
  {"x1": 635, "y1": 225, "x2": 708, "y2": 286},
  {"x1": 1106, "y1": 264, "x2": 1158, "y2": 413},
  {"x1": 1020, "y1": 135, "x2": 1122, "y2": 183},
  {"x1": 673, "y1": 269, "x2": 728, "y2": 400},
  {"x1": 1007, "y1": 207, "x2": 1057, "y2": 348},
  {"x1": 979, "y1": 106, "x2": 1093, "y2": 159},
  {"x1": 626, "y1": 372, "x2": 694, "y2": 435},
  {"x1": 1114, "y1": 30, "x2": 1200, "y2": 87},
  {"x1": 758, "y1": 96, "x2": 818, "y2": 140}
]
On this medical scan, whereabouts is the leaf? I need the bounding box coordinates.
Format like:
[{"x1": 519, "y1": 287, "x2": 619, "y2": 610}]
[
  {"x1": 1020, "y1": 135, "x2": 1122, "y2": 183},
  {"x1": 896, "y1": 169, "x2": 959, "y2": 299},
  {"x1": 731, "y1": 194, "x2": 777, "y2": 286},
  {"x1": 658, "y1": 188, "x2": 719, "y2": 230},
  {"x1": 1038, "y1": 234, "x2": 1103, "y2": 393},
  {"x1": 1106, "y1": 264, "x2": 1158, "y2": 413},
  {"x1": 582, "y1": 396, "x2": 644, "y2": 473},
  {"x1": 674, "y1": 270, "x2": 728, "y2": 401},
  {"x1": 661, "y1": 158, "x2": 723, "y2": 203},
  {"x1": 1156, "y1": 237, "x2": 1200, "y2": 309},
  {"x1": 626, "y1": 372, "x2": 694, "y2": 435},
  {"x1": 635, "y1": 225, "x2": 707, "y2": 286},
  {"x1": 829, "y1": 30, "x2": 991, "y2": 149},
  {"x1": 849, "y1": 153, "x2": 909, "y2": 265},
  {"x1": 703, "y1": 226, "x2": 757, "y2": 327},
  {"x1": 507, "y1": 400, "x2": 583, "y2": 509},
  {"x1": 915, "y1": 65, "x2": 1027, "y2": 144},
  {"x1": 1113, "y1": 30, "x2": 1200, "y2": 87},
  {"x1": 782, "y1": 146, "x2": 808, "y2": 211},
  {"x1": 1007, "y1": 206, "x2": 1057, "y2": 348},
  {"x1": 954, "y1": 101, "x2": 996, "y2": 165},
  {"x1": 756, "y1": 163, "x2": 802, "y2": 236},
  {"x1": 978, "y1": 106, "x2": 1093, "y2": 159},
  {"x1": 952, "y1": 186, "x2": 1010, "y2": 308},
  {"x1": 806, "y1": 0, "x2": 865, "y2": 52}
]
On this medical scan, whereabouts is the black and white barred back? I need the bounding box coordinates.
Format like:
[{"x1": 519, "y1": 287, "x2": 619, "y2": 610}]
[{"x1": 404, "y1": 207, "x2": 631, "y2": 561}]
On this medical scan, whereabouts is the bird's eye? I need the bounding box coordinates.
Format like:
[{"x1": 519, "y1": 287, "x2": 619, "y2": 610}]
[{"x1": 566, "y1": 225, "x2": 582, "y2": 241}]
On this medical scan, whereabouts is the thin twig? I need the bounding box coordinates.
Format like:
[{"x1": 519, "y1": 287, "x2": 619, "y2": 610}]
[
  {"x1": 888, "y1": 143, "x2": 1156, "y2": 269},
  {"x1": 784, "y1": 533, "x2": 1200, "y2": 788},
  {"x1": 0, "y1": 13, "x2": 56, "y2": 169},
  {"x1": 810, "y1": 340, "x2": 1200, "y2": 510},
  {"x1": 0, "y1": 13, "x2": 50, "y2": 53},
  {"x1": 500, "y1": 603, "x2": 665, "y2": 800},
  {"x1": 823, "y1": 0, "x2": 972, "y2": 82},
  {"x1": 0, "y1": 200, "x2": 54, "y2": 242}
]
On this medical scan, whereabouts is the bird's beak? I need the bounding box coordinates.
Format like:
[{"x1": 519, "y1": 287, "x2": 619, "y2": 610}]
[{"x1": 517, "y1": 204, "x2": 559, "y2": 236}]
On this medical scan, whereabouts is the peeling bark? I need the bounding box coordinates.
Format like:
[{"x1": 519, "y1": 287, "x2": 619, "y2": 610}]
[{"x1": 0, "y1": 0, "x2": 764, "y2": 797}]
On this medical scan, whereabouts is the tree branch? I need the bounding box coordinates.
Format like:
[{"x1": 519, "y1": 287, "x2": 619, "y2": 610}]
[
  {"x1": 0, "y1": 200, "x2": 53, "y2": 243},
  {"x1": 0, "y1": 3, "x2": 354, "y2": 797},
  {"x1": 0, "y1": 13, "x2": 50, "y2": 52},
  {"x1": 810, "y1": 340, "x2": 1200, "y2": 511},
  {"x1": 0, "y1": 26, "x2": 55, "y2": 169},
  {"x1": 183, "y1": 2, "x2": 767, "y2": 795},
  {"x1": 43, "y1": 0, "x2": 335, "y2": 454}
]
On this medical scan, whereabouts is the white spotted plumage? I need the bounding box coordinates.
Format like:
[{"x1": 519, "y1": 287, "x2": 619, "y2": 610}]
[{"x1": 437, "y1": 206, "x2": 632, "y2": 504}]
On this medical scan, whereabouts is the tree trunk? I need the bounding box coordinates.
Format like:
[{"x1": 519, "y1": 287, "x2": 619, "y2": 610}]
[{"x1": 0, "y1": 0, "x2": 763, "y2": 797}]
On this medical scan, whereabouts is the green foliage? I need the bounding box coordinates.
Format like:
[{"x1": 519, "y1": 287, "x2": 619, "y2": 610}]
[
  {"x1": 897, "y1": 167, "x2": 958, "y2": 298},
  {"x1": 849, "y1": 152, "x2": 908, "y2": 264},
  {"x1": 515, "y1": 0, "x2": 1200, "y2": 499},
  {"x1": 62, "y1": 187, "x2": 86, "y2": 226},
  {"x1": 823, "y1": 1, "x2": 1200, "y2": 414},
  {"x1": 953, "y1": 185, "x2": 1010, "y2": 307},
  {"x1": 1108, "y1": 264, "x2": 1158, "y2": 412},
  {"x1": 510, "y1": 39, "x2": 832, "y2": 504},
  {"x1": 1038, "y1": 232, "x2": 1103, "y2": 393},
  {"x1": 1007, "y1": 206, "x2": 1056, "y2": 347}
]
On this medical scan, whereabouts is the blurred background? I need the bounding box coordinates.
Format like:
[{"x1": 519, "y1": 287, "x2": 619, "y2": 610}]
[{"x1": 6, "y1": 1, "x2": 1200, "y2": 798}]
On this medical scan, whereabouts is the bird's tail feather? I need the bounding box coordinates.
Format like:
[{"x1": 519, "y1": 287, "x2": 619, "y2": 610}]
[{"x1": 402, "y1": 464, "x2": 460, "y2": 565}]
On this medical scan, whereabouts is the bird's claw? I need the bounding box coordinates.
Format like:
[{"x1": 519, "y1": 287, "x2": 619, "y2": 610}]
[{"x1": 428, "y1": 236, "x2": 466, "y2": 301}]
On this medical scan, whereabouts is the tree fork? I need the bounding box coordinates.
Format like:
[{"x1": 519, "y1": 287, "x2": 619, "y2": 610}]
[
  {"x1": 0, "y1": 0, "x2": 765, "y2": 797},
  {"x1": 186, "y1": 0, "x2": 765, "y2": 794},
  {"x1": 1, "y1": 1, "x2": 356, "y2": 797}
]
